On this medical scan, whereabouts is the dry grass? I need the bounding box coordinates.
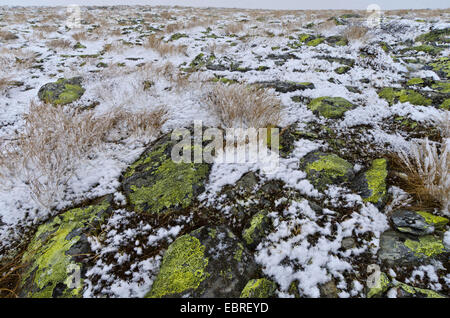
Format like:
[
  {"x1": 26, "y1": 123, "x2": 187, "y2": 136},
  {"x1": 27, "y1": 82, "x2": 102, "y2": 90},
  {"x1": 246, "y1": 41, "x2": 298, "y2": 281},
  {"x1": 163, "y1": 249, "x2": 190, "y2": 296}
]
[
  {"x1": 342, "y1": 25, "x2": 369, "y2": 42},
  {"x1": 205, "y1": 83, "x2": 282, "y2": 129},
  {"x1": 72, "y1": 31, "x2": 88, "y2": 42},
  {"x1": 0, "y1": 30, "x2": 18, "y2": 41},
  {"x1": 223, "y1": 22, "x2": 246, "y2": 35},
  {"x1": 392, "y1": 137, "x2": 449, "y2": 213},
  {"x1": 144, "y1": 34, "x2": 186, "y2": 56},
  {"x1": 47, "y1": 38, "x2": 72, "y2": 50},
  {"x1": 0, "y1": 102, "x2": 167, "y2": 209}
]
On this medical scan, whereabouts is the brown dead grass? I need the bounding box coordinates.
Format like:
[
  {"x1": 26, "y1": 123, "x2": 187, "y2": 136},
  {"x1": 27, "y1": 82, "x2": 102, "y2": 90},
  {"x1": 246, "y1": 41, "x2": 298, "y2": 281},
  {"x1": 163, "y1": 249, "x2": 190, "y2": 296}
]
[
  {"x1": 144, "y1": 34, "x2": 186, "y2": 56},
  {"x1": 390, "y1": 135, "x2": 449, "y2": 213},
  {"x1": 47, "y1": 38, "x2": 72, "y2": 50},
  {"x1": 0, "y1": 101, "x2": 167, "y2": 209},
  {"x1": 342, "y1": 25, "x2": 369, "y2": 42},
  {"x1": 205, "y1": 83, "x2": 282, "y2": 129}
]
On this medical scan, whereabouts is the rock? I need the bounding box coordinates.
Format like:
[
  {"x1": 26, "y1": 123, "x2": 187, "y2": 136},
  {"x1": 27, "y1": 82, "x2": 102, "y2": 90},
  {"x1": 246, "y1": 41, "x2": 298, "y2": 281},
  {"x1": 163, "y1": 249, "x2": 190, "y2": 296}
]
[
  {"x1": 146, "y1": 226, "x2": 259, "y2": 298},
  {"x1": 334, "y1": 66, "x2": 351, "y2": 74},
  {"x1": 122, "y1": 131, "x2": 211, "y2": 215},
  {"x1": 426, "y1": 57, "x2": 450, "y2": 80},
  {"x1": 38, "y1": 77, "x2": 85, "y2": 105},
  {"x1": 325, "y1": 35, "x2": 348, "y2": 46},
  {"x1": 378, "y1": 230, "x2": 448, "y2": 265},
  {"x1": 391, "y1": 210, "x2": 448, "y2": 236},
  {"x1": 240, "y1": 278, "x2": 277, "y2": 298},
  {"x1": 319, "y1": 279, "x2": 339, "y2": 298},
  {"x1": 352, "y1": 158, "x2": 388, "y2": 208},
  {"x1": 389, "y1": 281, "x2": 447, "y2": 298},
  {"x1": 315, "y1": 56, "x2": 355, "y2": 67},
  {"x1": 341, "y1": 237, "x2": 356, "y2": 250},
  {"x1": 256, "y1": 81, "x2": 315, "y2": 93},
  {"x1": 19, "y1": 200, "x2": 111, "y2": 298},
  {"x1": 415, "y1": 28, "x2": 450, "y2": 44},
  {"x1": 307, "y1": 97, "x2": 355, "y2": 119},
  {"x1": 366, "y1": 272, "x2": 390, "y2": 298},
  {"x1": 378, "y1": 87, "x2": 437, "y2": 106},
  {"x1": 299, "y1": 152, "x2": 354, "y2": 191},
  {"x1": 242, "y1": 211, "x2": 272, "y2": 249}
]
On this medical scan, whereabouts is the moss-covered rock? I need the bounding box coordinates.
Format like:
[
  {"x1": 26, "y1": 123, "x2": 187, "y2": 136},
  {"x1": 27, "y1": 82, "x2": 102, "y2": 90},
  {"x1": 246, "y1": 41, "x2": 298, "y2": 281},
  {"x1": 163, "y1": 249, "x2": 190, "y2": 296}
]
[
  {"x1": 427, "y1": 57, "x2": 450, "y2": 80},
  {"x1": 307, "y1": 97, "x2": 355, "y2": 119},
  {"x1": 391, "y1": 209, "x2": 448, "y2": 236},
  {"x1": 367, "y1": 272, "x2": 390, "y2": 298},
  {"x1": 146, "y1": 226, "x2": 259, "y2": 298},
  {"x1": 378, "y1": 230, "x2": 448, "y2": 265},
  {"x1": 123, "y1": 132, "x2": 211, "y2": 215},
  {"x1": 240, "y1": 278, "x2": 277, "y2": 298},
  {"x1": 400, "y1": 45, "x2": 443, "y2": 56},
  {"x1": 242, "y1": 211, "x2": 272, "y2": 249},
  {"x1": 390, "y1": 281, "x2": 447, "y2": 298},
  {"x1": 334, "y1": 66, "x2": 351, "y2": 74},
  {"x1": 19, "y1": 200, "x2": 111, "y2": 298},
  {"x1": 352, "y1": 158, "x2": 388, "y2": 208},
  {"x1": 299, "y1": 152, "x2": 354, "y2": 191},
  {"x1": 256, "y1": 80, "x2": 315, "y2": 93},
  {"x1": 378, "y1": 87, "x2": 432, "y2": 106},
  {"x1": 415, "y1": 28, "x2": 450, "y2": 44},
  {"x1": 38, "y1": 77, "x2": 85, "y2": 105}
]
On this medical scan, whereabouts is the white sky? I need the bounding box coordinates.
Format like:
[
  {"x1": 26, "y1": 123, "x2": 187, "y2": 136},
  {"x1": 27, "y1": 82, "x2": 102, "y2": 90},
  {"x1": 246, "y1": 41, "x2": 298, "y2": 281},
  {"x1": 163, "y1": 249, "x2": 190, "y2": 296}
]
[{"x1": 0, "y1": 0, "x2": 448, "y2": 10}]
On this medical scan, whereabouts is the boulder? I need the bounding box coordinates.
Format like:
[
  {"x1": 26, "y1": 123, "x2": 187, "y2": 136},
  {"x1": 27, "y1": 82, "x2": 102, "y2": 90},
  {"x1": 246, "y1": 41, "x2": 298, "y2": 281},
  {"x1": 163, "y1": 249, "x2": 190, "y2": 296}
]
[
  {"x1": 38, "y1": 77, "x2": 85, "y2": 105},
  {"x1": 352, "y1": 158, "x2": 388, "y2": 208},
  {"x1": 391, "y1": 210, "x2": 448, "y2": 236},
  {"x1": 307, "y1": 97, "x2": 355, "y2": 119},
  {"x1": 146, "y1": 226, "x2": 259, "y2": 298},
  {"x1": 299, "y1": 152, "x2": 354, "y2": 191},
  {"x1": 122, "y1": 132, "x2": 211, "y2": 215},
  {"x1": 19, "y1": 200, "x2": 111, "y2": 298}
]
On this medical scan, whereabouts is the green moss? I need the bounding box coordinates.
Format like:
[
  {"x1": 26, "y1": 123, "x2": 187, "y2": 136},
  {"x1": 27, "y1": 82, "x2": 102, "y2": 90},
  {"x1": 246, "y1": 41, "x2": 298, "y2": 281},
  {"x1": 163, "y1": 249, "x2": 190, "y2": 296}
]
[
  {"x1": 242, "y1": 212, "x2": 266, "y2": 245},
  {"x1": 129, "y1": 160, "x2": 209, "y2": 214},
  {"x1": 407, "y1": 78, "x2": 424, "y2": 85},
  {"x1": 367, "y1": 272, "x2": 390, "y2": 298},
  {"x1": 416, "y1": 211, "x2": 449, "y2": 228},
  {"x1": 240, "y1": 278, "x2": 277, "y2": 298},
  {"x1": 21, "y1": 201, "x2": 109, "y2": 298},
  {"x1": 307, "y1": 37, "x2": 325, "y2": 47},
  {"x1": 415, "y1": 28, "x2": 450, "y2": 44},
  {"x1": 441, "y1": 99, "x2": 450, "y2": 110},
  {"x1": 364, "y1": 159, "x2": 387, "y2": 204},
  {"x1": 402, "y1": 45, "x2": 442, "y2": 55},
  {"x1": 395, "y1": 282, "x2": 446, "y2": 298},
  {"x1": 334, "y1": 66, "x2": 351, "y2": 74},
  {"x1": 304, "y1": 153, "x2": 353, "y2": 190},
  {"x1": 308, "y1": 97, "x2": 354, "y2": 119},
  {"x1": 146, "y1": 234, "x2": 209, "y2": 298},
  {"x1": 431, "y1": 82, "x2": 450, "y2": 93},
  {"x1": 378, "y1": 88, "x2": 432, "y2": 106},
  {"x1": 429, "y1": 57, "x2": 450, "y2": 79},
  {"x1": 404, "y1": 235, "x2": 445, "y2": 258}
]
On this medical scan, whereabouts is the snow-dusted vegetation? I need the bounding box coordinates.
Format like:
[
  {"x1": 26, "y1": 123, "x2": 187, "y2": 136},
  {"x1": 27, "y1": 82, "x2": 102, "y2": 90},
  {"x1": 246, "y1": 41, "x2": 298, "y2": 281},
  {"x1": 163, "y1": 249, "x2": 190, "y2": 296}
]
[{"x1": 0, "y1": 5, "x2": 449, "y2": 298}]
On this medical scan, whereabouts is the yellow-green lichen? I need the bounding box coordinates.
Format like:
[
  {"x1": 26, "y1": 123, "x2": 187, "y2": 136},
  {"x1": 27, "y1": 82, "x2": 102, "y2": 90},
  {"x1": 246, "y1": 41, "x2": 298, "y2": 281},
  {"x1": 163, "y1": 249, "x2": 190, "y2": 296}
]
[
  {"x1": 367, "y1": 272, "x2": 390, "y2": 298},
  {"x1": 306, "y1": 154, "x2": 352, "y2": 180},
  {"x1": 308, "y1": 97, "x2": 354, "y2": 118},
  {"x1": 394, "y1": 282, "x2": 446, "y2": 298},
  {"x1": 364, "y1": 158, "x2": 387, "y2": 204},
  {"x1": 234, "y1": 242, "x2": 244, "y2": 262},
  {"x1": 21, "y1": 201, "x2": 109, "y2": 298},
  {"x1": 404, "y1": 235, "x2": 445, "y2": 258},
  {"x1": 429, "y1": 57, "x2": 450, "y2": 79},
  {"x1": 129, "y1": 160, "x2": 209, "y2": 214},
  {"x1": 242, "y1": 212, "x2": 266, "y2": 246},
  {"x1": 416, "y1": 211, "x2": 449, "y2": 228},
  {"x1": 307, "y1": 38, "x2": 324, "y2": 47},
  {"x1": 146, "y1": 235, "x2": 209, "y2": 298},
  {"x1": 407, "y1": 78, "x2": 424, "y2": 85},
  {"x1": 240, "y1": 278, "x2": 277, "y2": 298},
  {"x1": 378, "y1": 87, "x2": 432, "y2": 106}
]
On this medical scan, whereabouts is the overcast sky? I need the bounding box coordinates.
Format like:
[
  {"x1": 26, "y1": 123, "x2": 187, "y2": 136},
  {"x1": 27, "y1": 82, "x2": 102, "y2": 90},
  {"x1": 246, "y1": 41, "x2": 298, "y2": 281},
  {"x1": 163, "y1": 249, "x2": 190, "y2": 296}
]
[{"x1": 0, "y1": 0, "x2": 448, "y2": 10}]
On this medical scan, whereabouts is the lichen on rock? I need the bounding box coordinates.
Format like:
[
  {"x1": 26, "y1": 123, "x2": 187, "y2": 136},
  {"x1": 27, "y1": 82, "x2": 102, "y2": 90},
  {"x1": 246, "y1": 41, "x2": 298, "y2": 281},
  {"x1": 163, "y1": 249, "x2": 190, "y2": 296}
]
[
  {"x1": 19, "y1": 200, "x2": 110, "y2": 298},
  {"x1": 37, "y1": 77, "x2": 85, "y2": 105},
  {"x1": 123, "y1": 132, "x2": 211, "y2": 215},
  {"x1": 307, "y1": 97, "x2": 355, "y2": 119},
  {"x1": 240, "y1": 278, "x2": 277, "y2": 298},
  {"x1": 300, "y1": 152, "x2": 354, "y2": 191},
  {"x1": 353, "y1": 158, "x2": 388, "y2": 207}
]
